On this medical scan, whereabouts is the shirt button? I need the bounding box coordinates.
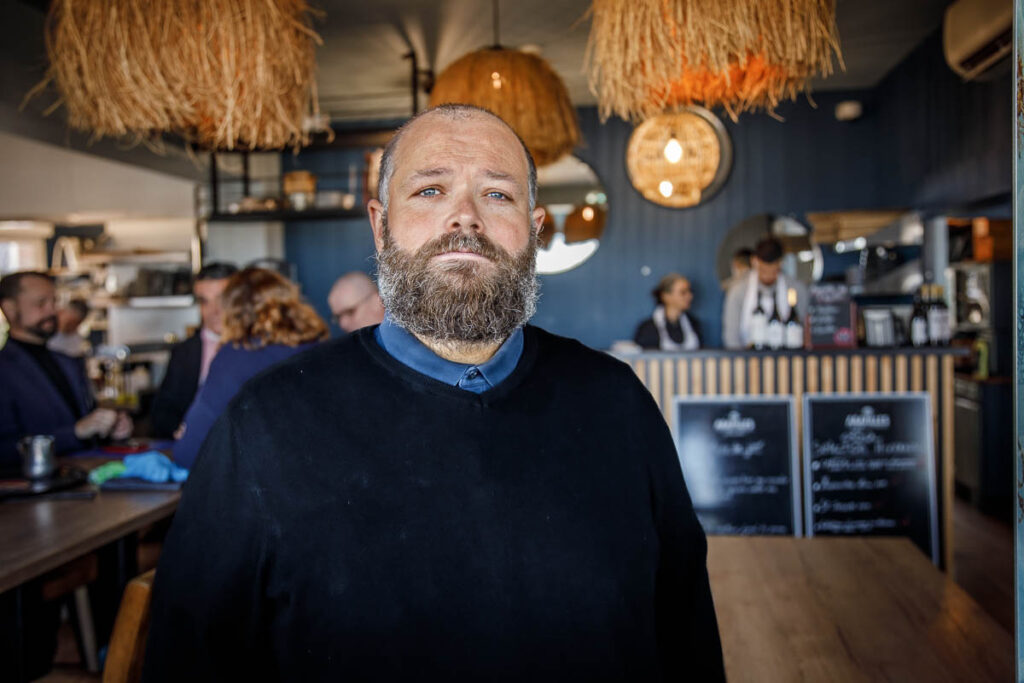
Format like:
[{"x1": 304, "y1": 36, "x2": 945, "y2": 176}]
[{"x1": 466, "y1": 368, "x2": 480, "y2": 379}]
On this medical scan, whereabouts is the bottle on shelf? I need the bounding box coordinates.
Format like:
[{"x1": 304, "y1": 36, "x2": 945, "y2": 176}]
[
  {"x1": 927, "y1": 284, "x2": 951, "y2": 346},
  {"x1": 909, "y1": 285, "x2": 929, "y2": 347},
  {"x1": 767, "y1": 300, "x2": 784, "y2": 350},
  {"x1": 784, "y1": 288, "x2": 803, "y2": 349},
  {"x1": 750, "y1": 295, "x2": 767, "y2": 350}
]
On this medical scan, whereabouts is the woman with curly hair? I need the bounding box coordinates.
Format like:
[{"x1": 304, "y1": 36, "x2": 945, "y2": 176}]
[{"x1": 173, "y1": 267, "x2": 328, "y2": 468}]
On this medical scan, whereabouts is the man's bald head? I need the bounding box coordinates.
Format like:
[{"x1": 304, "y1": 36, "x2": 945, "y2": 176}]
[
  {"x1": 328, "y1": 271, "x2": 385, "y2": 333},
  {"x1": 376, "y1": 104, "x2": 538, "y2": 216}
]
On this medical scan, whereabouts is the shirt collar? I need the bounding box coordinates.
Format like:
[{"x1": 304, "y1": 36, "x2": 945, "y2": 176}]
[{"x1": 374, "y1": 315, "x2": 524, "y2": 392}]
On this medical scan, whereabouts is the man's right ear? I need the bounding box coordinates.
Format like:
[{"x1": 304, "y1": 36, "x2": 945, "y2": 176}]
[{"x1": 368, "y1": 199, "x2": 385, "y2": 252}]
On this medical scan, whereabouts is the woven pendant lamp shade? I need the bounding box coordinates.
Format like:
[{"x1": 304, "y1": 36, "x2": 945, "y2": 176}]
[
  {"x1": 586, "y1": 0, "x2": 842, "y2": 122},
  {"x1": 34, "y1": 0, "x2": 323, "y2": 151},
  {"x1": 429, "y1": 48, "x2": 580, "y2": 167},
  {"x1": 625, "y1": 108, "x2": 732, "y2": 209},
  {"x1": 564, "y1": 205, "x2": 606, "y2": 243}
]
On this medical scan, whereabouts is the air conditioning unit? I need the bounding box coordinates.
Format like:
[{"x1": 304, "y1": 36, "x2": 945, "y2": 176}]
[{"x1": 943, "y1": 0, "x2": 1012, "y2": 81}]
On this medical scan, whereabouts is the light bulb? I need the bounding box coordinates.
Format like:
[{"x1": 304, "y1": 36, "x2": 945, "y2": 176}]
[
  {"x1": 581, "y1": 206, "x2": 595, "y2": 221},
  {"x1": 658, "y1": 181, "x2": 673, "y2": 198},
  {"x1": 663, "y1": 136, "x2": 683, "y2": 163}
]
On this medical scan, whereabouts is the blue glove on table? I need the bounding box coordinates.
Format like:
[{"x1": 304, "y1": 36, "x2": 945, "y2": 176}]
[{"x1": 121, "y1": 452, "x2": 189, "y2": 483}]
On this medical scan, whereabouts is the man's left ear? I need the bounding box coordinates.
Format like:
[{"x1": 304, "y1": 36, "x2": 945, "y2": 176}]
[
  {"x1": 531, "y1": 206, "x2": 546, "y2": 238},
  {"x1": 368, "y1": 199, "x2": 386, "y2": 252}
]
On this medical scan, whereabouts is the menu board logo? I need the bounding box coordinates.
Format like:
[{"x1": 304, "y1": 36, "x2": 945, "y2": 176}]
[
  {"x1": 843, "y1": 406, "x2": 891, "y2": 430},
  {"x1": 713, "y1": 410, "x2": 756, "y2": 437}
]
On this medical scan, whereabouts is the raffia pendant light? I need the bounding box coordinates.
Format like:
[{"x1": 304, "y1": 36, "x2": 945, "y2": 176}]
[
  {"x1": 586, "y1": 0, "x2": 843, "y2": 121},
  {"x1": 429, "y1": 47, "x2": 580, "y2": 167},
  {"x1": 32, "y1": 0, "x2": 323, "y2": 151}
]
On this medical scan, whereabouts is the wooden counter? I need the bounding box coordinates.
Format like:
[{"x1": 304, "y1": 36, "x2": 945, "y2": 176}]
[
  {"x1": 616, "y1": 347, "x2": 962, "y2": 568},
  {"x1": 707, "y1": 536, "x2": 1012, "y2": 682}
]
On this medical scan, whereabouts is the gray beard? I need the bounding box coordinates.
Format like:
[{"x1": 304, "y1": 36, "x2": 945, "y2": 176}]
[{"x1": 375, "y1": 223, "x2": 540, "y2": 345}]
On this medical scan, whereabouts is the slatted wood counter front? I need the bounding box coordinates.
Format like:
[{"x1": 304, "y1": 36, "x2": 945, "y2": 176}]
[{"x1": 615, "y1": 348, "x2": 961, "y2": 568}]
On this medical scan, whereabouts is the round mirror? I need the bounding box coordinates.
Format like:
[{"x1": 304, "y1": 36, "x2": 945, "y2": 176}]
[
  {"x1": 716, "y1": 213, "x2": 822, "y2": 290},
  {"x1": 535, "y1": 155, "x2": 607, "y2": 275}
]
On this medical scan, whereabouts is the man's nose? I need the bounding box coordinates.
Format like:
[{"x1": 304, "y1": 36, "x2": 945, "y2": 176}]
[{"x1": 446, "y1": 194, "x2": 483, "y2": 233}]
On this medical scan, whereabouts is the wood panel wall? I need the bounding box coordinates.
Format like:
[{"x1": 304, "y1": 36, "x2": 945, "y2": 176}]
[{"x1": 625, "y1": 350, "x2": 957, "y2": 570}]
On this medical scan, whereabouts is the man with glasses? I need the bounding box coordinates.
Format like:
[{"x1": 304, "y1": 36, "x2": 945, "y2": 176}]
[{"x1": 327, "y1": 270, "x2": 385, "y2": 333}]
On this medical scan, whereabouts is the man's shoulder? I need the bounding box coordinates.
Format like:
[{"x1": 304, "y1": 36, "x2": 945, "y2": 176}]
[
  {"x1": 528, "y1": 326, "x2": 638, "y2": 383},
  {"x1": 233, "y1": 332, "x2": 370, "y2": 397},
  {"x1": 724, "y1": 275, "x2": 748, "y2": 303},
  {"x1": 169, "y1": 332, "x2": 202, "y2": 357}
]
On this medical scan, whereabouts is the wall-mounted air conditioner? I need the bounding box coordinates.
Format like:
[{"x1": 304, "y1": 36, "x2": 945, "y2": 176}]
[{"x1": 943, "y1": 0, "x2": 1012, "y2": 81}]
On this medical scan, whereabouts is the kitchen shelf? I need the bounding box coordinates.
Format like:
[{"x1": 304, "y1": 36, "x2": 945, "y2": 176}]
[{"x1": 205, "y1": 208, "x2": 366, "y2": 223}]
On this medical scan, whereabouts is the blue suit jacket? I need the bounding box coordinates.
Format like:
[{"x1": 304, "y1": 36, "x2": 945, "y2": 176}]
[{"x1": 0, "y1": 339, "x2": 94, "y2": 466}]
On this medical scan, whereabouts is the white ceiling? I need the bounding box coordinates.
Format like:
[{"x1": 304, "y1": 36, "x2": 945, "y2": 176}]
[{"x1": 314, "y1": 0, "x2": 954, "y2": 122}]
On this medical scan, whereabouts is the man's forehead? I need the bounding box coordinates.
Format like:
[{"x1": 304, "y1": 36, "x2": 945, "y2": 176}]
[
  {"x1": 19, "y1": 277, "x2": 54, "y2": 296},
  {"x1": 394, "y1": 112, "x2": 528, "y2": 177}
]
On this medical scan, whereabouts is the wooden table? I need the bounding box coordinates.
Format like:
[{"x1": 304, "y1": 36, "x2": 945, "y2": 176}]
[
  {"x1": 708, "y1": 536, "x2": 1013, "y2": 682},
  {"x1": 0, "y1": 470, "x2": 179, "y2": 682},
  {"x1": 0, "y1": 489, "x2": 179, "y2": 595}
]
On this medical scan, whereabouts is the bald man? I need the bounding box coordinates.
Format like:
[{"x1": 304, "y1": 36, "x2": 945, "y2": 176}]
[
  {"x1": 145, "y1": 104, "x2": 723, "y2": 682},
  {"x1": 327, "y1": 271, "x2": 386, "y2": 333}
]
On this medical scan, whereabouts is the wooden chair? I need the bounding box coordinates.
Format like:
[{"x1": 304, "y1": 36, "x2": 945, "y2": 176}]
[{"x1": 102, "y1": 569, "x2": 155, "y2": 683}]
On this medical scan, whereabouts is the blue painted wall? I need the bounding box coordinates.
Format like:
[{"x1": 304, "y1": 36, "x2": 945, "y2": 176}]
[{"x1": 285, "y1": 29, "x2": 1010, "y2": 349}]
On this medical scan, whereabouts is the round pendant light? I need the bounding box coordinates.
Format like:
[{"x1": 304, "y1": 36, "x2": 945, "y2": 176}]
[{"x1": 625, "y1": 107, "x2": 732, "y2": 209}]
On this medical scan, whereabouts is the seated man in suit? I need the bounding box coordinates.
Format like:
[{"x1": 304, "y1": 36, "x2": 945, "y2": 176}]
[
  {"x1": 149, "y1": 262, "x2": 237, "y2": 438},
  {"x1": 0, "y1": 271, "x2": 130, "y2": 466}
]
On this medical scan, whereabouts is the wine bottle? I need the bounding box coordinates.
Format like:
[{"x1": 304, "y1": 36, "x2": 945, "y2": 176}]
[
  {"x1": 909, "y1": 285, "x2": 928, "y2": 347},
  {"x1": 927, "y1": 284, "x2": 950, "y2": 346},
  {"x1": 767, "y1": 302, "x2": 784, "y2": 350},
  {"x1": 784, "y1": 288, "x2": 803, "y2": 349},
  {"x1": 750, "y1": 295, "x2": 767, "y2": 350}
]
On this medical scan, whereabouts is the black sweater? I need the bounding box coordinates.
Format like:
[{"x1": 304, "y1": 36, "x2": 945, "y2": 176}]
[{"x1": 143, "y1": 326, "x2": 724, "y2": 682}]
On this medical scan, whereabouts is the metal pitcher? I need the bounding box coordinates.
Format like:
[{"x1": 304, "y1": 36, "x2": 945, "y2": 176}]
[{"x1": 18, "y1": 435, "x2": 56, "y2": 480}]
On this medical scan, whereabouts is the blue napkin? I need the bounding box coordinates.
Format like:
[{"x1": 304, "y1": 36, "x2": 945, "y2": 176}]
[{"x1": 121, "y1": 452, "x2": 189, "y2": 483}]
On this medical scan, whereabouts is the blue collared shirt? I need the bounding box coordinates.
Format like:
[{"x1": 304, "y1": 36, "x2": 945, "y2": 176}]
[{"x1": 374, "y1": 316, "x2": 523, "y2": 393}]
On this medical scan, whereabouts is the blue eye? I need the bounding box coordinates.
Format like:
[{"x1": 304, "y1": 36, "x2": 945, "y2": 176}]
[
  {"x1": 487, "y1": 191, "x2": 510, "y2": 200},
  {"x1": 418, "y1": 188, "x2": 440, "y2": 197}
]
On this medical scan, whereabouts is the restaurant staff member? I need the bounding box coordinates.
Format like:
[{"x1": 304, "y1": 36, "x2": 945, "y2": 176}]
[
  {"x1": 0, "y1": 271, "x2": 130, "y2": 465},
  {"x1": 327, "y1": 270, "x2": 385, "y2": 333},
  {"x1": 633, "y1": 273, "x2": 702, "y2": 350},
  {"x1": 144, "y1": 104, "x2": 724, "y2": 682},
  {"x1": 720, "y1": 246, "x2": 752, "y2": 292},
  {"x1": 722, "y1": 236, "x2": 807, "y2": 349},
  {"x1": 149, "y1": 262, "x2": 236, "y2": 438}
]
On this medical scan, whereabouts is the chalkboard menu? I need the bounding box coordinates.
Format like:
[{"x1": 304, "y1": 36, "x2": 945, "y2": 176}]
[
  {"x1": 803, "y1": 393, "x2": 938, "y2": 563},
  {"x1": 807, "y1": 283, "x2": 856, "y2": 348},
  {"x1": 673, "y1": 397, "x2": 800, "y2": 536}
]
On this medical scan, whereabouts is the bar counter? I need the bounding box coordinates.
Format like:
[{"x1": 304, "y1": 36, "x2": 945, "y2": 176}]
[{"x1": 614, "y1": 346, "x2": 964, "y2": 568}]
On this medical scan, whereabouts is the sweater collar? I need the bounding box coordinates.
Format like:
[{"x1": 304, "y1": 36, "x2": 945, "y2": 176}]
[{"x1": 374, "y1": 315, "x2": 524, "y2": 392}]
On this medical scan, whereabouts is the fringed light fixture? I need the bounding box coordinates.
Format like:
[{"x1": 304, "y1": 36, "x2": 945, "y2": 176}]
[
  {"x1": 31, "y1": 0, "x2": 323, "y2": 151},
  {"x1": 428, "y1": 1, "x2": 580, "y2": 166},
  {"x1": 585, "y1": 0, "x2": 843, "y2": 122}
]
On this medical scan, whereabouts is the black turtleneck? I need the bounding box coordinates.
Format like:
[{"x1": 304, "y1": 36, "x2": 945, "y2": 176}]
[{"x1": 10, "y1": 338, "x2": 84, "y2": 419}]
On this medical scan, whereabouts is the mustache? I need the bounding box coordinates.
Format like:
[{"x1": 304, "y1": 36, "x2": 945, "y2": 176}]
[{"x1": 417, "y1": 231, "x2": 507, "y2": 262}]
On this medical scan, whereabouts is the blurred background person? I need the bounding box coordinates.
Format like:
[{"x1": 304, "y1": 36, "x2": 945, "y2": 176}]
[
  {"x1": 327, "y1": 271, "x2": 386, "y2": 333},
  {"x1": 173, "y1": 267, "x2": 328, "y2": 468},
  {"x1": 722, "y1": 237, "x2": 807, "y2": 349},
  {"x1": 720, "y1": 247, "x2": 753, "y2": 292},
  {"x1": 149, "y1": 262, "x2": 237, "y2": 438},
  {"x1": 0, "y1": 271, "x2": 129, "y2": 467},
  {"x1": 47, "y1": 298, "x2": 90, "y2": 358},
  {"x1": 633, "y1": 273, "x2": 702, "y2": 350}
]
